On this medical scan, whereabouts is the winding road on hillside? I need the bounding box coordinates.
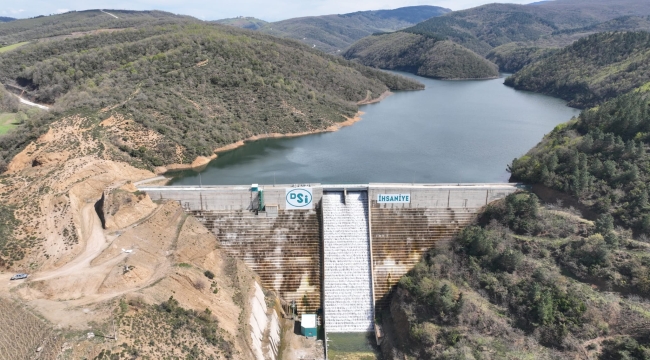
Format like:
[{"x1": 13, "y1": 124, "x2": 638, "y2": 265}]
[{"x1": 31, "y1": 204, "x2": 123, "y2": 282}]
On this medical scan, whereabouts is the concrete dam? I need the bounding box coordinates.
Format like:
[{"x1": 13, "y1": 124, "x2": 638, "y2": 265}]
[{"x1": 138, "y1": 183, "x2": 518, "y2": 334}]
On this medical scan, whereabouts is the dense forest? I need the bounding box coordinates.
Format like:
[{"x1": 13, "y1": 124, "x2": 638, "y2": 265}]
[
  {"x1": 382, "y1": 193, "x2": 650, "y2": 359},
  {"x1": 257, "y1": 6, "x2": 450, "y2": 55},
  {"x1": 0, "y1": 22, "x2": 421, "y2": 172},
  {"x1": 486, "y1": 44, "x2": 556, "y2": 73},
  {"x1": 510, "y1": 90, "x2": 650, "y2": 233},
  {"x1": 505, "y1": 32, "x2": 650, "y2": 108},
  {"x1": 344, "y1": 32, "x2": 498, "y2": 80}
]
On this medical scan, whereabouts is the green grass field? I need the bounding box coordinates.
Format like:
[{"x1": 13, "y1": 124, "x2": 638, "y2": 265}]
[
  {"x1": 0, "y1": 41, "x2": 29, "y2": 53},
  {"x1": 0, "y1": 113, "x2": 18, "y2": 135}
]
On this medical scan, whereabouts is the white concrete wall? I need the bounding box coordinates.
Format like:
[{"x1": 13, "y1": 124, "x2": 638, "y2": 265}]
[
  {"x1": 139, "y1": 185, "x2": 323, "y2": 211},
  {"x1": 368, "y1": 183, "x2": 518, "y2": 209},
  {"x1": 249, "y1": 281, "x2": 281, "y2": 360}
]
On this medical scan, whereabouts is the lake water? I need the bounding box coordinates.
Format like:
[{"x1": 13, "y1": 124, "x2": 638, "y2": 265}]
[{"x1": 169, "y1": 72, "x2": 581, "y2": 186}]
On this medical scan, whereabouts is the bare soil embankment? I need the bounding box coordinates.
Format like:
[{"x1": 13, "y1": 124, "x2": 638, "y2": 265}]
[{"x1": 0, "y1": 113, "x2": 282, "y2": 359}]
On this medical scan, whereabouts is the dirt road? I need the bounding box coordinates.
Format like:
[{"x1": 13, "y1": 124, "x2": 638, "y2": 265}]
[{"x1": 32, "y1": 203, "x2": 122, "y2": 282}]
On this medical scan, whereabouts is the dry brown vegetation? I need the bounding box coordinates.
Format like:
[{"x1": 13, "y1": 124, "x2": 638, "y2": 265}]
[{"x1": 0, "y1": 298, "x2": 62, "y2": 360}]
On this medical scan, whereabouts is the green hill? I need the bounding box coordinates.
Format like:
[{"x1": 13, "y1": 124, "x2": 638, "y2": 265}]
[
  {"x1": 383, "y1": 192, "x2": 650, "y2": 358},
  {"x1": 486, "y1": 44, "x2": 557, "y2": 73},
  {"x1": 0, "y1": 22, "x2": 422, "y2": 172},
  {"x1": 0, "y1": 10, "x2": 197, "y2": 45},
  {"x1": 487, "y1": 16, "x2": 650, "y2": 73},
  {"x1": 0, "y1": 17, "x2": 15, "y2": 23},
  {"x1": 258, "y1": 6, "x2": 450, "y2": 54},
  {"x1": 504, "y1": 31, "x2": 650, "y2": 108},
  {"x1": 400, "y1": 0, "x2": 650, "y2": 56},
  {"x1": 509, "y1": 89, "x2": 650, "y2": 233},
  {"x1": 213, "y1": 17, "x2": 267, "y2": 30},
  {"x1": 344, "y1": 32, "x2": 498, "y2": 80}
]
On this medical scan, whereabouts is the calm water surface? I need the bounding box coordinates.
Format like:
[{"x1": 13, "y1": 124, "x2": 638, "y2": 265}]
[{"x1": 169, "y1": 72, "x2": 581, "y2": 185}]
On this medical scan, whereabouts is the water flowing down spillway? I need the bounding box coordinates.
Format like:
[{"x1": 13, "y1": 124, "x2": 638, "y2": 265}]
[{"x1": 322, "y1": 192, "x2": 374, "y2": 332}]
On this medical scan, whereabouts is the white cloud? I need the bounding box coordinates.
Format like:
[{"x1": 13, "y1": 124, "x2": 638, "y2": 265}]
[
  {"x1": 3, "y1": 9, "x2": 26, "y2": 15},
  {"x1": 56, "y1": 9, "x2": 70, "y2": 13}
]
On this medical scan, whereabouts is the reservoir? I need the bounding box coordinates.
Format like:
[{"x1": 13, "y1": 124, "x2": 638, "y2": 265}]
[{"x1": 169, "y1": 72, "x2": 581, "y2": 185}]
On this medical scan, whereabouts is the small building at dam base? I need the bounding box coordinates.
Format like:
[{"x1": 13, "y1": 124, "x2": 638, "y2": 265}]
[{"x1": 137, "y1": 183, "x2": 519, "y2": 344}]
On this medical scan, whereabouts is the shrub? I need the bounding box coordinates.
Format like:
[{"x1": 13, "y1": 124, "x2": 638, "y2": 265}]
[{"x1": 204, "y1": 270, "x2": 215, "y2": 279}]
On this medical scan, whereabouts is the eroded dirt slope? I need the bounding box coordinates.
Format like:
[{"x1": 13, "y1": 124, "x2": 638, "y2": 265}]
[{"x1": 0, "y1": 113, "x2": 271, "y2": 359}]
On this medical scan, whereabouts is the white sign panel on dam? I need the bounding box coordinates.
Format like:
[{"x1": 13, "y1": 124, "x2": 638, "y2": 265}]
[
  {"x1": 285, "y1": 187, "x2": 314, "y2": 210},
  {"x1": 377, "y1": 194, "x2": 410, "y2": 203}
]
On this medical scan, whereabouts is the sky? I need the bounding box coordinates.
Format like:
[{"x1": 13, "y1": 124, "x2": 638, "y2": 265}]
[{"x1": 1, "y1": 0, "x2": 542, "y2": 22}]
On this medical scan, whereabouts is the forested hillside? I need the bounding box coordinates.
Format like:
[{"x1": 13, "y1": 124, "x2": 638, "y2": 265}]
[
  {"x1": 486, "y1": 44, "x2": 556, "y2": 73},
  {"x1": 0, "y1": 22, "x2": 421, "y2": 172},
  {"x1": 510, "y1": 90, "x2": 650, "y2": 234},
  {"x1": 0, "y1": 17, "x2": 15, "y2": 23},
  {"x1": 403, "y1": 3, "x2": 564, "y2": 56},
  {"x1": 213, "y1": 17, "x2": 267, "y2": 30},
  {"x1": 400, "y1": 0, "x2": 650, "y2": 56},
  {"x1": 344, "y1": 32, "x2": 498, "y2": 80},
  {"x1": 258, "y1": 6, "x2": 450, "y2": 54},
  {"x1": 0, "y1": 10, "x2": 197, "y2": 45},
  {"x1": 383, "y1": 193, "x2": 650, "y2": 358},
  {"x1": 338, "y1": 0, "x2": 648, "y2": 78},
  {"x1": 505, "y1": 32, "x2": 650, "y2": 108}
]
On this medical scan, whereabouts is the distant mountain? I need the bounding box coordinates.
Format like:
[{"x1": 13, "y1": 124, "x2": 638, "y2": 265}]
[
  {"x1": 0, "y1": 17, "x2": 15, "y2": 23},
  {"x1": 0, "y1": 10, "x2": 197, "y2": 45},
  {"x1": 258, "y1": 6, "x2": 451, "y2": 54},
  {"x1": 213, "y1": 17, "x2": 267, "y2": 30},
  {"x1": 402, "y1": 0, "x2": 650, "y2": 56},
  {"x1": 487, "y1": 15, "x2": 650, "y2": 73},
  {"x1": 505, "y1": 31, "x2": 650, "y2": 108},
  {"x1": 344, "y1": 32, "x2": 498, "y2": 80}
]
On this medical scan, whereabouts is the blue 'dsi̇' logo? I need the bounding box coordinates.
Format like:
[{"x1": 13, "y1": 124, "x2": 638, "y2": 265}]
[{"x1": 286, "y1": 189, "x2": 312, "y2": 208}]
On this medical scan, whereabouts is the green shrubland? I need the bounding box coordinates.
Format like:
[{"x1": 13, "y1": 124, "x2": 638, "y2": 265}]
[{"x1": 385, "y1": 193, "x2": 650, "y2": 358}]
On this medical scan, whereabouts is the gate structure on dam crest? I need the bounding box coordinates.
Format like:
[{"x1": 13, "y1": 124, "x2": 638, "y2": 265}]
[{"x1": 139, "y1": 183, "x2": 519, "y2": 335}]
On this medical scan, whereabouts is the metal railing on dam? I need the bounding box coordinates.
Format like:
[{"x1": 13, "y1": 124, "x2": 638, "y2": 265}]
[{"x1": 137, "y1": 183, "x2": 519, "y2": 318}]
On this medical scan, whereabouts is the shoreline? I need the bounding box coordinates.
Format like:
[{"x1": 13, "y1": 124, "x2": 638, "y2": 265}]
[
  {"x1": 156, "y1": 110, "x2": 367, "y2": 175},
  {"x1": 212, "y1": 110, "x2": 365, "y2": 154}
]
